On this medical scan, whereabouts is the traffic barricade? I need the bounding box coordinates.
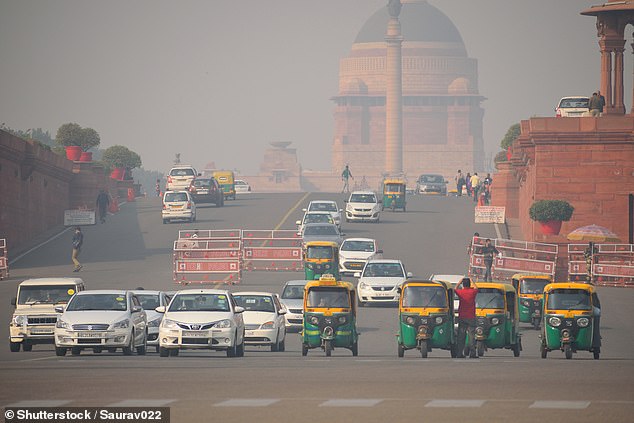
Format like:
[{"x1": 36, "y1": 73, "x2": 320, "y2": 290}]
[
  {"x1": 173, "y1": 232, "x2": 242, "y2": 284},
  {"x1": 569, "y1": 243, "x2": 634, "y2": 287},
  {"x1": 0, "y1": 239, "x2": 8, "y2": 280},
  {"x1": 469, "y1": 237, "x2": 558, "y2": 281},
  {"x1": 242, "y1": 230, "x2": 303, "y2": 271}
]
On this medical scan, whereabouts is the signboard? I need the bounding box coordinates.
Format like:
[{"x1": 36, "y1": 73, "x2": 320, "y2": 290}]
[
  {"x1": 474, "y1": 206, "x2": 506, "y2": 224},
  {"x1": 64, "y1": 210, "x2": 96, "y2": 226}
]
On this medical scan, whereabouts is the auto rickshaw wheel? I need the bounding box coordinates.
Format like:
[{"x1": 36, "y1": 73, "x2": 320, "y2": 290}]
[
  {"x1": 540, "y1": 343, "x2": 547, "y2": 359},
  {"x1": 324, "y1": 340, "x2": 332, "y2": 357},
  {"x1": 593, "y1": 349, "x2": 600, "y2": 360},
  {"x1": 450, "y1": 344, "x2": 457, "y2": 358},
  {"x1": 420, "y1": 341, "x2": 428, "y2": 358},
  {"x1": 351, "y1": 342, "x2": 358, "y2": 357},
  {"x1": 532, "y1": 317, "x2": 540, "y2": 330},
  {"x1": 476, "y1": 340, "x2": 485, "y2": 357},
  {"x1": 564, "y1": 344, "x2": 573, "y2": 359},
  {"x1": 398, "y1": 344, "x2": 405, "y2": 358},
  {"x1": 301, "y1": 343, "x2": 308, "y2": 356},
  {"x1": 512, "y1": 342, "x2": 521, "y2": 357}
]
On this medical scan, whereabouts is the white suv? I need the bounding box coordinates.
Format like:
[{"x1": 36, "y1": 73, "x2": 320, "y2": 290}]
[
  {"x1": 345, "y1": 191, "x2": 381, "y2": 223},
  {"x1": 166, "y1": 165, "x2": 199, "y2": 191},
  {"x1": 355, "y1": 259, "x2": 412, "y2": 306}
]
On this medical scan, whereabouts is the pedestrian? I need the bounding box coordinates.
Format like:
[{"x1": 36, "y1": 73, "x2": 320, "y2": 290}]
[
  {"x1": 597, "y1": 90, "x2": 606, "y2": 117},
  {"x1": 589, "y1": 92, "x2": 602, "y2": 117},
  {"x1": 482, "y1": 238, "x2": 500, "y2": 282},
  {"x1": 465, "y1": 172, "x2": 472, "y2": 197},
  {"x1": 455, "y1": 277, "x2": 478, "y2": 358},
  {"x1": 96, "y1": 189, "x2": 110, "y2": 223},
  {"x1": 455, "y1": 170, "x2": 465, "y2": 196},
  {"x1": 483, "y1": 173, "x2": 493, "y2": 205},
  {"x1": 155, "y1": 179, "x2": 161, "y2": 197},
  {"x1": 341, "y1": 164, "x2": 353, "y2": 193},
  {"x1": 470, "y1": 172, "x2": 481, "y2": 202},
  {"x1": 71, "y1": 226, "x2": 83, "y2": 272}
]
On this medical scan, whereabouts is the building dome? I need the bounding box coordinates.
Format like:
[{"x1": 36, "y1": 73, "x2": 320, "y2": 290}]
[{"x1": 354, "y1": 0, "x2": 465, "y2": 47}]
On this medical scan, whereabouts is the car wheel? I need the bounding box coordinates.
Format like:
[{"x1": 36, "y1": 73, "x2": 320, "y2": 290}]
[
  {"x1": 169, "y1": 348, "x2": 179, "y2": 357},
  {"x1": 476, "y1": 340, "x2": 485, "y2": 357},
  {"x1": 93, "y1": 347, "x2": 102, "y2": 354},
  {"x1": 278, "y1": 337, "x2": 285, "y2": 352},
  {"x1": 122, "y1": 332, "x2": 134, "y2": 356},
  {"x1": 21, "y1": 341, "x2": 33, "y2": 352},
  {"x1": 564, "y1": 344, "x2": 573, "y2": 360},
  {"x1": 55, "y1": 347, "x2": 67, "y2": 357},
  {"x1": 271, "y1": 337, "x2": 279, "y2": 352},
  {"x1": 9, "y1": 342, "x2": 21, "y2": 352},
  {"x1": 162, "y1": 219, "x2": 168, "y2": 225},
  {"x1": 227, "y1": 343, "x2": 237, "y2": 357},
  {"x1": 512, "y1": 342, "x2": 521, "y2": 357},
  {"x1": 155, "y1": 345, "x2": 160, "y2": 354},
  {"x1": 357, "y1": 297, "x2": 365, "y2": 307},
  {"x1": 107, "y1": 348, "x2": 117, "y2": 353},
  {"x1": 236, "y1": 340, "x2": 245, "y2": 357},
  {"x1": 159, "y1": 347, "x2": 170, "y2": 357},
  {"x1": 71, "y1": 347, "x2": 81, "y2": 356},
  {"x1": 136, "y1": 332, "x2": 147, "y2": 355}
]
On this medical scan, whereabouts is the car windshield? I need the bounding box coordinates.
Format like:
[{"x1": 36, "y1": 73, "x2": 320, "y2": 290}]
[
  {"x1": 236, "y1": 180, "x2": 246, "y2": 185},
  {"x1": 306, "y1": 287, "x2": 350, "y2": 308},
  {"x1": 193, "y1": 179, "x2": 211, "y2": 188},
  {"x1": 363, "y1": 263, "x2": 404, "y2": 277},
  {"x1": 349, "y1": 194, "x2": 376, "y2": 203},
  {"x1": 419, "y1": 175, "x2": 444, "y2": 183},
  {"x1": 309, "y1": 202, "x2": 337, "y2": 212},
  {"x1": 67, "y1": 294, "x2": 128, "y2": 311},
  {"x1": 233, "y1": 295, "x2": 276, "y2": 313},
  {"x1": 170, "y1": 168, "x2": 195, "y2": 176},
  {"x1": 546, "y1": 289, "x2": 592, "y2": 311},
  {"x1": 135, "y1": 294, "x2": 160, "y2": 310},
  {"x1": 402, "y1": 286, "x2": 447, "y2": 308},
  {"x1": 341, "y1": 240, "x2": 375, "y2": 252},
  {"x1": 282, "y1": 285, "x2": 305, "y2": 300},
  {"x1": 165, "y1": 192, "x2": 188, "y2": 202},
  {"x1": 304, "y1": 225, "x2": 337, "y2": 236},
  {"x1": 520, "y1": 279, "x2": 550, "y2": 295},
  {"x1": 168, "y1": 294, "x2": 230, "y2": 312},
  {"x1": 304, "y1": 214, "x2": 333, "y2": 224},
  {"x1": 306, "y1": 245, "x2": 334, "y2": 259},
  {"x1": 385, "y1": 183, "x2": 404, "y2": 192},
  {"x1": 476, "y1": 288, "x2": 505, "y2": 309},
  {"x1": 18, "y1": 285, "x2": 77, "y2": 305},
  {"x1": 559, "y1": 98, "x2": 589, "y2": 108}
]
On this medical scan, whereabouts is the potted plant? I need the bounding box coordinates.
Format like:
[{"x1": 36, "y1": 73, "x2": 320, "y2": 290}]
[
  {"x1": 529, "y1": 200, "x2": 574, "y2": 235},
  {"x1": 102, "y1": 145, "x2": 142, "y2": 180},
  {"x1": 55, "y1": 123, "x2": 100, "y2": 161}
]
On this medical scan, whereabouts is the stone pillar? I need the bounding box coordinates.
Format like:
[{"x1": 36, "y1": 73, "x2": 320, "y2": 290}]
[
  {"x1": 614, "y1": 46, "x2": 626, "y2": 114},
  {"x1": 385, "y1": 1, "x2": 403, "y2": 176},
  {"x1": 600, "y1": 40, "x2": 613, "y2": 112}
]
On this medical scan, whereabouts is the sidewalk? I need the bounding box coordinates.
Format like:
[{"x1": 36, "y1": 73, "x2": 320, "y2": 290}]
[{"x1": 502, "y1": 217, "x2": 522, "y2": 241}]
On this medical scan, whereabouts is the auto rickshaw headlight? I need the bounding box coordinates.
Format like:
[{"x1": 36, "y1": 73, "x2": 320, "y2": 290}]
[
  {"x1": 337, "y1": 316, "x2": 347, "y2": 324},
  {"x1": 435, "y1": 316, "x2": 443, "y2": 324},
  {"x1": 491, "y1": 317, "x2": 500, "y2": 325},
  {"x1": 522, "y1": 300, "x2": 531, "y2": 307},
  {"x1": 406, "y1": 316, "x2": 415, "y2": 325},
  {"x1": 309, "y1": 316, "x2": 319, "y2": 325},
  {"x1": 577, "y1": 317, "x2": 590, "y2": 328},
  {"x1": 306, "y1": 263, "x2": 314, "y2": 270},
  {"x1": 548, "y1": 316, "x2": 562, "y2": 327},
  {"x1": 475, "y1": 327, "x2": 484, "y2": 335},
  {"x1": 417, "y1": 325, "x2": 427, "y2": 335},
  {"x1": 324, "y1": 264, "x2": 331, "y2": 270}
]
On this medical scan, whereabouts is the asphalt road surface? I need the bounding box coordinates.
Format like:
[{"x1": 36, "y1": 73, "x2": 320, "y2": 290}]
[{"x1": 2, "y1": 193, "x2": 633, "y2": 423}]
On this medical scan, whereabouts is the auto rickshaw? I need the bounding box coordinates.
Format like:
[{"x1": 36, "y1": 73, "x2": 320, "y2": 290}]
[
  {"x1": 396, "y1": 280, "x2": 457, "y2": 358},
  {"x1": 303, "y1": 241, "x2": 340, "y2": 280},
  {"x1": 540, "y1": 282, "x2": 600, "y2": 360},
  {"x1": 212, "y1": 170, "x2": 236, "y2": 200},
  {"x1": 382, "y1": 178, "x2": 406, "y2": 211},
  {"x1": 302, "y1": 275, "x2": 358, "y2": 357},
  {"x1": 471, "y1": 282, "x2": 521, "y2": 357},
  {"x1": 511, "y1": 273, "x2": 552, "y2": 330}
]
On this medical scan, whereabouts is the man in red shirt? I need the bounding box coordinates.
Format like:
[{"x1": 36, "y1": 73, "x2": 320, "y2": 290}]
[{"x1": 455, "y1": 277, "x2": 478, "y2": 358}]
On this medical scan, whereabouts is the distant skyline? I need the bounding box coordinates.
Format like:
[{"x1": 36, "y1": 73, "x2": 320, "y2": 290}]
[{"x1": 0, "y1": 0, "x2": 618, "y2": 175}]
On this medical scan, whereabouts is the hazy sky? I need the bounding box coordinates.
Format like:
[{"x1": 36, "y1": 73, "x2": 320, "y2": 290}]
[{"x1": 0, "y1": 0, "x2": 617, "y2": 175}]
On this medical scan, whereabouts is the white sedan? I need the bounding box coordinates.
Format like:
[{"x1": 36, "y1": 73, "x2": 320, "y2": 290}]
[
  {"x1": 339, "y1": 238, "x2": 382, "y2": 275},
  {"x1": 304, "y1": 200, "x2": 342, "y2": 228},
  {"x1": 355, "y1": 259, "x2": 412, "y2": 306},
  {"x1": 235, "y1": 179, "x2": 251, "y2": 193},
  {"x1": 233, "y1": 292, "x2": 287, "y2": 351},
  {"x1": 54, "y1": 290, "x2": 147, "y2": 356},
  {"x1": 157, "y1": 289, "x2": 245, "y2": 357},
  {"x1": 130, "y1": 290, "x2": 170, "y2": 353}
]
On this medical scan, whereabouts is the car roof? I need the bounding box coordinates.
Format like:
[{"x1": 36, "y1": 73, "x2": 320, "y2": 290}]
[
  {"x1": 233, "y1": 291, "x2": 275, "y2": 297},
  {"x1": 173, "y1": 289, "x2": 230, "y2": 295},
  {"x1": 350, "y1": 191, "x2": 375, "y2": 195},
  {"x1": 164, "y1": 190, "x2": 190, "y2": 194},
  {"x1": 342, "y1": 238, "x2": 376, "y2": 243},
  {"x1": 309, "y1": 200, "x2": 336, "y2": 204},
  {"x1": 75, "y1": 290, "x2": 127, "y2": 295},
  {"x1": 130, "y1": 290, "x2": 163, "y2": 295},
  {"x1": 19, "y1": 278, "x2": 84, "y2": 286},
  {"x1": 366, "y1": 258, "x2": 402, "y2": 264},
  {"x1": 304, "y1": 222, "x2": 337, "y2": 227},
  {"x1": 170, "y1": 165, "x2": 195, "y2": 169},
  {"x1": 559, "y1": 96, "x2": 589, "y2": 100}
]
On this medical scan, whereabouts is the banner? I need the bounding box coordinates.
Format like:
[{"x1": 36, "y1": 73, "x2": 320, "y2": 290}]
[
  {"x1": 474, "y1": 206, "x2": 505, "y2": 224},
  {"x1": 64, "y1": 209, "x2": 96, "y2": 226}
]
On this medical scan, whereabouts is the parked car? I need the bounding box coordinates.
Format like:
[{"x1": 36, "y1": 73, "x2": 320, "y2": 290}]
[
  {"x1": 189, "y1": 178, "x2": 224, "y2": 207},
  {"x1": 305, "y1": 200, "x2": 342, "y2": 227},
  {"x1": 130, "y1": 290, "x2": 170, "y2": 353},
  {"x1": 166, "y1": 165, "x2": 199, "y2": 191},
  {"x1": 162, "y1": 190, "x2": 196, "y2": 224},
  {"x1": 10, "y1": 278, "x2": 86, "y2": 352},
  {"x1": 296, "y1": 211, "x2": 335, "y2": 233},
  {"x1": 232, "y1": 292, "x2": 286, "y2": 351},
  {"x1": 54, "y1": 290, "x2": 147, "y2": 356},
  {"x1": 157, "y1": 289, "x2": 245, "y2": 357},
  {"x1": 555, "y1": 96, "x2": 590, "y2": 117},
  {"x1": 234, "y1": 179, "x2": 251, "y2": 194},
  {"x1": 339, "y1": 238, "x2": 382, "y2": 276},
  {"x1": 417, "y1": 174, "x2": 448, "y2": 195},
  {"x1": 345, "y1": 191, "x2": 381, "y2": 223},
  {"x1": 279, "y1": 280, "x2": 308, "y2": 332},
  {"x1": 299, "y1": 223, "x2": 345, "y2": 246},
  {"x1": 355, "y1": 259, "x2": 412, "y2": 306}
]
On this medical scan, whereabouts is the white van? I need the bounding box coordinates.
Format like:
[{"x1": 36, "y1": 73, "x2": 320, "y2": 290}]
[{"x1": 555, "y1": 96, "x2": 590, "y2": 117}]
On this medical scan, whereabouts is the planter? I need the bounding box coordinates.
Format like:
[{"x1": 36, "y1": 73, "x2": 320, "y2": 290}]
[
  {"x1": 78, "y1": 151, "x2": 93, "y2": 162},
  {"x1": 110, "y1": 167, "x2": 125, "y2": 180},
  {"x1": 539, "y1": 220, "x2": 562, "y2": 235},
  {"x1": 65, "y1": 146, "x2": 82, "y2": 161}
]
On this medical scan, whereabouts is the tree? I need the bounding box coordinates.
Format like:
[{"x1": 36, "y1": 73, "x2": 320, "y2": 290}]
[
  {"x1": 55, "y1": 123, "x2": 101, "y2": 151},
  {"x1": 102, "y1": 145, "x2": 142, "y2": 170},
  {"x1": 500, "y1": 123, "x2": 520, "y2": 150}
]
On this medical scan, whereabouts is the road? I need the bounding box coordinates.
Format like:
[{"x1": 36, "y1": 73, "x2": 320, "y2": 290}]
[{"x1": 1, "y1": 193, "x2": 633, "y2": 423}]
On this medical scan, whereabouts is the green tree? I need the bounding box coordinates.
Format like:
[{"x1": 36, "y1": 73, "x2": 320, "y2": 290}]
[
  {"x1": 55, "y1": 123, "x2": 100, "y2": 151},
  {"x1": 102, "y1": 145, "x2": 142, "y2": 170},
  {"x1": 501, "y1": 123, "x2": 520, "y2": 150}
]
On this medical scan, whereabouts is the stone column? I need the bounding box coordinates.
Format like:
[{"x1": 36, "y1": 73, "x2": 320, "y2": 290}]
[
  {"x1": 385, "y1": 0, "x2": 403, "y2": 176},
  {"x1": 614, "y1": 46, "x2": 626, "y2": 114},
  {"x1": 600, "y1": 40, "x2": 613, "y2": 112}
]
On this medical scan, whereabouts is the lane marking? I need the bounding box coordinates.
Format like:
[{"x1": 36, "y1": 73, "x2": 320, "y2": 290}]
[
  {"x1": 19, "y1": 356, "x2": 60, "y2": 362},
  {"x1": 529, "y1": 401, "x2": 590, "y2": 409},
  {"x1": 274, "y1": 192, "x2": 311, "y2": 230},
  {"x1": 109, "y1": 399, "x2": 175, "y2": 407},
  {"x1": 426, "y1": 400, "x2": 485, "y2": 408},
  {"x1": 9, "y1": 227, "x2": 73, "y2": 265},
  {"x1": 215, "y1": 399, "x2": 279, "y2": 407},
  {"x1": 320, "y1": 399, "x2": 382, "y2": 407},
  {"x1": 5, "y1": 400, "x2": 71, "y2": 407}
]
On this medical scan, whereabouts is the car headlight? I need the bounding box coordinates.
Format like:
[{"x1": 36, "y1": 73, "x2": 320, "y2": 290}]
[
  {"x1": 358, "y1": 282, "x2": 367, "y2": 289},
  {"x1": 435, "y1": 316, "x2": 443, "y2": 324},
  {"x1": 309, "y1": 316, "x2": 319, "y2": 325},
  {"x1": 161, "y1": 319, "x2": 178, "y2": 329},
  {"x1": 214, "y1": 319, "x2": 232, "y2": 329},
  {"x1": 55, "y1": 319, "x2": 70, "y2": 329},
  {"x1": 577, "y1": 317, "x2": 590, "y2": 328},
  {"x1": 147, "y1": 317, "x2": 162, "y2": 327},
  {"x1": 112, "y1": 319, "x2": 130, "y2": 329},
  {"x1": 548, "y1": 316, "x2": 561, "y2": 327},
  {"x1": 491, "y1": 317, "x2": 500, "y2": 325},
  {"x1": 12, "y1": 315, "x2": 27, "y2": 325},
  {"x1": 260, "y1": 321, "x2": 275, "y2": 329}
]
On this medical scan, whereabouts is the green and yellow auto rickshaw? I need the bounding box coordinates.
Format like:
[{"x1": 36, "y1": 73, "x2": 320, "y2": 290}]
[
  {"x1": 213, "y1": 170, "x2": 236, "y2": 200},
  {"x1": 472, "y1": 282, "x2": 521, "y2": 357},
  {"x1": 397, "y1": 280, "x2": 456, "y2": 358},
  {"x1": 303, "y1": 241, "x2": 340, "y2": 280},
  {"x1": 511, "y1": 274, "x2": 552, "y2": 330},
  {"x1": 540, "y1": 282, "x2": 600, "y2": 360},
  {"x1": 302, "y1": 275, "x2": 358, "y2": 357},
  {"x1": 382, "y1": 178, "x2": 406, "y2": 211}
]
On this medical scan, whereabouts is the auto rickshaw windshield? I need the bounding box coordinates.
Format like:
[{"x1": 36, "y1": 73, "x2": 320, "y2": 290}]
[
  {"x1": 547, "y1": 289, "x2": 592, "y2": 311},
  {"x1": 385, "y1": 183, "x2": 404, "y2": 193},
  {"x1": 476, "y1": 288, "x2": 505, "y2": 309},
  {"x1": 520, "y1": 278, "x2": 550, "y2": 295},
  {"x1": 306, "y1": 246, "x2": 334, "y2": 259},
  {"x1": 402, "y1": 286, "x2": 447, "y2": 308},
  {"x1": 307, "y1": 287, "x2": 350, "y2": 308}
]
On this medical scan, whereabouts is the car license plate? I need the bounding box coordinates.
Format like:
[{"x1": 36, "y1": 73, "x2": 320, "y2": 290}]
[
  {"x1": 183, "y1": 331, "x2": 207, "y2": 337},
  {"x1": 246, "y1": 330, "x2": 256, "y2": 336},
  {"x1": 375, "y1": 292, "x2": 392, "y2": 297},
  {"x1": 31, "y1": 328, "x2": 54, "y2": 334},
  {"x1": 198, "y1": 190, "x2": 209, "y2": 194},
  {"x1": 172, "y1": 205, "x2": 183, "y2": 209},
  {"x1": 78, "y1": 332, "x2": 104, "y2": 338}
]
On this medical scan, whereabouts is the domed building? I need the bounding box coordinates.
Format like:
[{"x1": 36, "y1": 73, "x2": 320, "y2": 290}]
[{"x1": 331, "y1": 0, "x2": 485, "y2": 183}]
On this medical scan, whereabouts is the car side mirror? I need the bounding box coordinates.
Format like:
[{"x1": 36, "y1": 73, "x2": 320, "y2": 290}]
[
  {"x1": 407, "y1": 272, "x2": 413, "y2": 278},
  {"x1": 339, "y1": 209, "x2": 343, "y2": 212},
  {"x1": 354, "y1": 272, "x2": 361, "y2": 278},
  {"x1": 11, "y1": 297, "x2": 16, "y2": 306},
  {"x1": 155, "y1": 306, "x2": 166, "y2": 313},
  {"x1": 302, "y1": 208, "x2": 307, "y2": 212},
  {"x1": 235, "y1": 306, "x2": 245, "y2": 313},
  {"x1": 376, "y1": 249, "x2": 384, "y2": 254},
  {"x1": 55, "y1": 305, "x2": 65, "y2": 313},
  {"x1": 278, "y1": 309, "x2": 287, "y2": 315},
  {"x1": 397, "y1": 287, "x2": 402, "y2": 295},
  {"x1": 197, "y1": 173, "x2": 202, "y2": 176},
  {"x1": 132, "y1": 305, "x2": 143, "y2": 313}
]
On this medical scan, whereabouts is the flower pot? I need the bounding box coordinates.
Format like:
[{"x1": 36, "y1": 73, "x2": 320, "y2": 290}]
[
  {"x1": 539, "y1": 220, "x2": 562, "y2": 235},
  {"x1": 78, "y1": 151, "x2": 92, "y2": 162},
  {"x1": 65, "y1": 146, "x2": 82, "y2": 161},
  {"x1": 110, "y1": 167, "x2": 125, "y2": 180}
]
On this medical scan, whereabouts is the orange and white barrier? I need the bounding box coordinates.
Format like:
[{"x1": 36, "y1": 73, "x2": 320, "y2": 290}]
[{"x1": 0, "y1": 239, "x2": 8, "y2": 280}]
